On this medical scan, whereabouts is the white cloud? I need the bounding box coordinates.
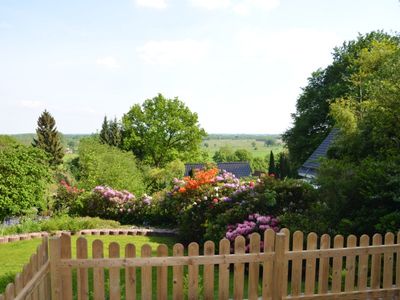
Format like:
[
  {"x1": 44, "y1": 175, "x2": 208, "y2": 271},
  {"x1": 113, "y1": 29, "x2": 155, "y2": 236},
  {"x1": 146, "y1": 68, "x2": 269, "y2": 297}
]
[
  {"x1": 137, "y1": 39, "x2": 209, "y2": 66},
  {"x1": 136, "y1": 0, "x2": 167, "y2": 9},
  {"x1": 191, "y1": 0, "x2": 280, "y2": 14},
  {"x1": 96, "y1": 56, "x2": 120, "y2": 69},
  {"x1": 191, "y1": 0, "x2": 230, "y2": 10},
  {"x1": 18, "y1": 101, "x2": 45, "y2": 109}
]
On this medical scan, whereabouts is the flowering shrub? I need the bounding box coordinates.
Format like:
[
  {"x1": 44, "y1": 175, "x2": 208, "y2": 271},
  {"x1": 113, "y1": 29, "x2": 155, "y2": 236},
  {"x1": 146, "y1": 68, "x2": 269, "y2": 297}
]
[
  {"x1": 79, "y1": 186, "x2": 156, "y2": 225},
  {"x1": 53, "y1": 180, "x2": 84, "y2": 214},
  {"x1": 162, "y1": 168, "x2": 271, "y2": 243},
  {"x1": 225, "y1": 214, "x2": 279, "y2": 252}
]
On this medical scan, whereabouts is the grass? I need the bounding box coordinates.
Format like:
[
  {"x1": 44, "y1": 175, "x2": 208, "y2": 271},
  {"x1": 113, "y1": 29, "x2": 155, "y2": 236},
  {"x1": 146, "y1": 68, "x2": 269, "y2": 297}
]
[{"x1": 0, "y1": 235, "x2": 263, "y2": 298}]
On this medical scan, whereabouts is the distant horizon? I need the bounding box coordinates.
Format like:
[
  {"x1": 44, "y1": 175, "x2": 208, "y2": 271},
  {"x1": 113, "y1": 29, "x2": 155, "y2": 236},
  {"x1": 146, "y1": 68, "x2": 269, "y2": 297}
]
[{"x1": 4, "y1": 132, "x2": 283, "y2": 136}]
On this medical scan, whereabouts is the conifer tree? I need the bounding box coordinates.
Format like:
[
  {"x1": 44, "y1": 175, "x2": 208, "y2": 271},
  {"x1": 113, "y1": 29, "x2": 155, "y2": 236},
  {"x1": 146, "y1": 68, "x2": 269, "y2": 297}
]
[
  {"x1": 268, "y1": 150, "x2": 276, "y2": 176},
  {"x1": 32, "y1": 110, "x2": 64, "y2": 166},
  {"x1": 99, "y1": 116, "x2": 110, "y2": 145},
  {"x1": 99, "y1": 116, "x2": 122, "y2": 147}
]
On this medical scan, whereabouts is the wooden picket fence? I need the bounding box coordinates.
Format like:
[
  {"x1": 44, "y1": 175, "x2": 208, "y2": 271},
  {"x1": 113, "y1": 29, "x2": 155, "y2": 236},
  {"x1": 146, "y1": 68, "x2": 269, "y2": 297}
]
[
  {"x1": 0, "y1": 237, "x2": 50, "y2": 300},
  {"x1": 2, "y1": 229, "x2": 400, "y2": 299}
]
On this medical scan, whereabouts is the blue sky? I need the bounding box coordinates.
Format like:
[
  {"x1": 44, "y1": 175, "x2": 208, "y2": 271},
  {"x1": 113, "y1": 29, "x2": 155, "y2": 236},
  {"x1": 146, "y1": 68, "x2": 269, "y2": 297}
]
[{"x1": 0, "y1": 0, "x2": 399, "y2": 134}]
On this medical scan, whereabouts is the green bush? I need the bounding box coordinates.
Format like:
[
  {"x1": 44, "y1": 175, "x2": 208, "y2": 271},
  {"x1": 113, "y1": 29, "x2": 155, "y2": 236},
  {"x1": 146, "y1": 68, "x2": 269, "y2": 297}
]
[
  {"x1": 0, "y1": 215, "x2": 121, "y2": 236},
  {"x1": 0, "y1": 145, "x2": 51, "y2": 220},
  {"x1": 76, "y1": 138, "x2": 145, "y2": 195}
]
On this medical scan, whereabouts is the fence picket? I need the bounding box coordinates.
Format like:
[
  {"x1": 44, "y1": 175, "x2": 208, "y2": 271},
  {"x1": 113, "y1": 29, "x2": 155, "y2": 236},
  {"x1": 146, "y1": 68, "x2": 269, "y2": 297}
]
[
  {"x1": 125, "y1": 243, "x2": 136, "y2": 300},
  {"x1": 203, "y1": 241, "x2": 215, "y2": 300},
  {"x1": 14, "y1": 273, "x2": 23, "y2": 295},
  {"x1": 331, "y1": 235, "x2": 344, "y2": 293},
  {"x1": 38, "y1": 242, "x2": 46, "y2": 299},
  {"x1": 4, "y1": 283, "x2": 15, "y2": 300},
  {"x1": 273, "y1": 233, "x2": 287, "y2": 300},
  {"x1": 371, "y1": 234, "x2": 382, "y2": 289},
  {"x1": 141, "y1": 244, "x2": 152, "y2": 300},
  {"x1": 248, "y1": 233, "x2": 260, "y2": 300},
  {"x1": 109, "y1": 242, "x2": 121, "y2": 300},
  {"x1": 304, "y1": 232, "x2": 317, "y2": 295},
  {"x1": 92, "y1": 240, "x2": 105, "y2": 300},
  {"x1": 280, "y1": 228, "x2": 290, "y2": 297},
  {"x1": 262, "y1": 229, "x2": 275, "y2": 299},
  {"x1": 77, "y1": 237, "x2": 89, "y2": 300},
  {"x1": 218, "y1": 238, "x2": 230, "y2": 300},
  {"x1": 397, "y1": 232, "x2": 400, "y2": 287},
  {"x1": 358, "y1": 234, "x2": 370, "y2": 296},
  {"x1": 318, "y1": 234, "x2": 331, "y2": 294},
  {"x1": 291, "y1": 231, "x2": 303, "y2": 296},
  {"x1": 188, "y1": 242, "x2": 199, "y2": 300},
  {"x1": 172, "y1": 244, "x2": 184, "y2": 300},
  {"x1": 157, "y1": 244, "x2": 168, "y2": 300},
  {"x1": 31, "y1": 253, "x2": 39, "y2": 300},
  {"x1": 344, "y1": 235, "x2": 357, "y2": 292},
  {"x1": 60, "y1": 234, "x2": 73, "y2": 300},
  {"x1": 233, "y1": 236, "x2": 245, "y2": 300},
  {"x1": 383, "y1": 232, "x2": 394, "y2": 288}
]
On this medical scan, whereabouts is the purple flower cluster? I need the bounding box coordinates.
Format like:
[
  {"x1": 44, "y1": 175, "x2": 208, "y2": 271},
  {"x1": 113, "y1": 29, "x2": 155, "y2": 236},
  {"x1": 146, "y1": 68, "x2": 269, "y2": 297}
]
[
  {"x1": 93, "y1": 186, "x2": 135, "y2": 204},
  {"x1": 225, "y1": 214, "x2": 280, "y2": 252}
]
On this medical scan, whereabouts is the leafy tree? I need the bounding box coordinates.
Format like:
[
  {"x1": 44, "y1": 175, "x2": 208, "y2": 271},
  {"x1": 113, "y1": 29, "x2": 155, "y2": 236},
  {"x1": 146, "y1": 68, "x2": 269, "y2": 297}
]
[
  {"x1": 213, "y1": 146, "x2": 235, "y2": 162},
  {"x1": 122, "y1": 94, "x2": 206, "y2": 167},
  {"x1": 77, "y1": 138, "x2": 145, "y2": 195},
  {"x1": 268, "y1": 151, "x2": 276, "y2": 175},
  {"x1": 32, "y1": 110, "x2": 64, "y2": 166},
  {"x1": 0, "y1": 135, "x2": 19, "y2": 149},
  {"x1": 141, "y1": 159, "x2": 185, "y2": 192},
  {"x1": 250, "y1": 157, "x2": 267, "y2": 172},
  {"x1": 282, "y1": 31, "x2": 400, "y2": 170},
  {"x1": 99, "y1": 116, "x2": 122, "y2": 147},
  {"x1": 316, "y1": 36, "x2": 400, "y2": 235},
  {"x1": 0, "y1": 145, "x2": 51, "y2": 220},
  {"x1": 234, "y1": 149, "x2": 252, "y2": 162}
]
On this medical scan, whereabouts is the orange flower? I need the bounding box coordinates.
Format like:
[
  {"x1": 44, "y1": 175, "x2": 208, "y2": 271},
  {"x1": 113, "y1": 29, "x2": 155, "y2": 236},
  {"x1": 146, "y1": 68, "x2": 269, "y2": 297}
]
[{"x1": 178, "y1": 187, "x2": 187, "y2": 193}]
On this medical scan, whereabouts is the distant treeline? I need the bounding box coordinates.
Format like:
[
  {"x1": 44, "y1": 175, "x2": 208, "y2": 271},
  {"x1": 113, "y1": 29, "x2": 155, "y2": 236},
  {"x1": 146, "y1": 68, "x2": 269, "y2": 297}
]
[
  {"x1": 204, "y1": 134, "x2": 281, "y2": 141},
  {"x1": 11, "y1": 133, "x2": 91, "y2": 151}
]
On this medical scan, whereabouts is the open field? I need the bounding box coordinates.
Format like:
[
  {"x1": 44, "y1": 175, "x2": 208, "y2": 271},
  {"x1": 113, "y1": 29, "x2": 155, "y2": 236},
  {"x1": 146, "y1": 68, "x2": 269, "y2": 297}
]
[{"x1": 201, "y1": 137, "x2": 284, "y2": 160}]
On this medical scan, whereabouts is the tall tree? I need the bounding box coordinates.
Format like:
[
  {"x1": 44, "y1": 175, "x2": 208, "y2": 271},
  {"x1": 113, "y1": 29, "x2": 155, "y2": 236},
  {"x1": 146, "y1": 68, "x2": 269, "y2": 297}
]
[
  {"x1": 122, "y1": 94, "x2": 207, "y2": 167},
  {"x1": 32, "y1": 110, "x2": 64, "y2": 166},
  {"x1": 268, "y1": 151, "x2": 276, "y2": 175},
  {"x1": 100, "y1": 116, "x2": 122, "y2": 147},
  {"x1": 282, "y1": 31, "x2": 400, "y2": 170}
]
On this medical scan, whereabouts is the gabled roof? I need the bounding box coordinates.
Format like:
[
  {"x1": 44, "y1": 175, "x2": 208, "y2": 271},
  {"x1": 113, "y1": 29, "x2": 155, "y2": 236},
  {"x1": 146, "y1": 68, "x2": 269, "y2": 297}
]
[
  {"x1": 184, "y1": 162, "x2": 252, "y2": 178},
  {"x1": 298, "y1": 128, "x2": 339, "y2": 178}
]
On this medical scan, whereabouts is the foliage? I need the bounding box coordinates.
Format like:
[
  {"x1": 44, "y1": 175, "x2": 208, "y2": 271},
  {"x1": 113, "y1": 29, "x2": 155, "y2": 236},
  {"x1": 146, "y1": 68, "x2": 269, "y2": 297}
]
[
  {"x1": 141, "y1": 159, "x2": 185, "y2": 193},
  {"x1": 32, "y1": 110, "x2": 64, "y2": 166},
  {"x1": 268, "y1": 151, "x2": 275, "y2": 175},
  {"x1": 53, "y1": 180, "x2": 85, "y2": 215},
  {"x1": 0, "y1": 135, "x2": 19, "y2": 149},
  {"x1": 282, "y1": 31, "x2": 400, "y2": 170},
  {"x1": 122, "y1": 93, "x2": 207, "y2": 167},
  {"x1": 225, "y1": 214, "x2": 280, "y2": 252},
  {"x1": 163, "y1": 169, "x2": 316, "y2": 244},
  {"x1": 76, "y1": 138, "x2": 145, "y2": 195},
  {"x1": 0, "y1": 145, "x2": 51, "y2": 220},
  {"x1": 315, "y1": 36, "x2": 400, "y2": 236},
  {"x1": 79, "y1": 186, "x2": 158, "y2": 225},
  {"x1": 99, "y1": 116, "x2": 122, "y2": 147},
  {"x1": 0, "y1": 215, "x2": 120, "y2": 236}
]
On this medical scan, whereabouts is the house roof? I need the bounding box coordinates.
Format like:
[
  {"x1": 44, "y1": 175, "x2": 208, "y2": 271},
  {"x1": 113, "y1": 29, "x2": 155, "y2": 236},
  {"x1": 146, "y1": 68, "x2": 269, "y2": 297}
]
[
  {"x1": 298, "y1": 128, "x2": 339, "y2": 178},
  {"x1": 184, "y1": 162, "x2": 252, "y2": 178}
]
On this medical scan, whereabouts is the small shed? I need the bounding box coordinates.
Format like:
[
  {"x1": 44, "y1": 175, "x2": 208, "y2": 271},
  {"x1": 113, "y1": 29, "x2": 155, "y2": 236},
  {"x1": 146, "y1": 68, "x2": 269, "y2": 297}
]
[
  {"x1": 298, "y1": 128, "x2": 339, "y2": 178},
  {"x1": 184, "y1": 162, "x2": 252, "y2": 178}
]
